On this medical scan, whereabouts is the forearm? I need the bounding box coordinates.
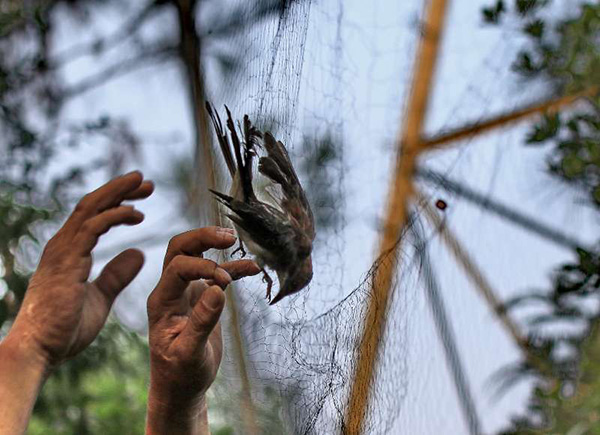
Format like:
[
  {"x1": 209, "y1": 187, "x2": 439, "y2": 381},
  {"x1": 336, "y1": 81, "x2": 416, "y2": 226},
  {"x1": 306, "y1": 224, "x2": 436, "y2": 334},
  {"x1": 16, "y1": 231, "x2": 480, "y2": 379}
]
[
  {"x1": 146, "y1": 389, "x2": 209, "y2": 435},
  {"x1": 0, "y1": 334, "x2": 48, "y2": 435}
]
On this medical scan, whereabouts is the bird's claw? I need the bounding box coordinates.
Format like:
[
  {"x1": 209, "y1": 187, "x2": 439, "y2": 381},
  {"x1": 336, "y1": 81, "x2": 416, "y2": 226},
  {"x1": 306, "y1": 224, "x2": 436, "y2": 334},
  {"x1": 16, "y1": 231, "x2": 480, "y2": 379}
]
[{"x1": 261, "y1": 269, "x2": 274, "y2": 302}]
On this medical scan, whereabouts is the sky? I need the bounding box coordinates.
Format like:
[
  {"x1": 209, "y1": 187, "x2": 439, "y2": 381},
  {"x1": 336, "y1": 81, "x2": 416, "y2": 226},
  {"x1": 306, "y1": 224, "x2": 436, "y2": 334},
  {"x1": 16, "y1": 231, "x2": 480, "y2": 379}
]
[{"x1": 45, "y1": 0, "x2": 596, "y2": 433}]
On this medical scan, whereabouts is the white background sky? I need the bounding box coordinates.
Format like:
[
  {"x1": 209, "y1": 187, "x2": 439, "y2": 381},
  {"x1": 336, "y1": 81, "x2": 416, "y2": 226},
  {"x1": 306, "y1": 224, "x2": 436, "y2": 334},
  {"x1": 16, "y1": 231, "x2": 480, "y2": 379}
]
[{"x1": 43, "y1": 0, "x2": 596, "y2": 433}]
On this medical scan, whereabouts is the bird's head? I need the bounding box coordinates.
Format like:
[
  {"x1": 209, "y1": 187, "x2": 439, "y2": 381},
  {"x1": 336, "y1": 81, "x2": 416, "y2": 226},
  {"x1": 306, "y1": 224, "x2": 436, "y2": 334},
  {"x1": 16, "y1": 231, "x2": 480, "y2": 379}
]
[{"x1": 269, "y1": 255, "x2": 313, "y2": 305}]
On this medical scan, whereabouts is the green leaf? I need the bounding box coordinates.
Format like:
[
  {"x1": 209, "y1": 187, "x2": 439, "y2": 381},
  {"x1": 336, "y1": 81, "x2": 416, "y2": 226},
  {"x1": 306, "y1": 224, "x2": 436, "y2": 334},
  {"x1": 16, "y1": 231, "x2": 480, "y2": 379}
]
[
  {"x1": 561, "y1": 154, "x2": 585, "y2": 178},
  {"x1": 526, "y1": 113, "x2": 561, "y2": 143},
  {"x1": 593, "y1": 185, "x2": 600, "y2": 205},
  {"x1": 516, "y1": 0, "x2": 548, "y2": 16},
  {"x1": 482, "y1": 0, "x2": 506, "y2": 24},
  {"x1": 513, "y1": 50, "x2": 542, "y2": 75},
  {"x1": 524, "y1": 19, "x2": 545, "y2": 39}
]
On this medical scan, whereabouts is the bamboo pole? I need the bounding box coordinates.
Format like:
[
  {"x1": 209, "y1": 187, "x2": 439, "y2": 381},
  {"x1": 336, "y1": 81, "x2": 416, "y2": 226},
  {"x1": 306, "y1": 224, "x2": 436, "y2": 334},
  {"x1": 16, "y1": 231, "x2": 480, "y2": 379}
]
[
  {"x1": 421, "y1": 86, "x2": 598, "y2": 151},
  {"x1": 343, "y1": 1, "x2": 449, "y2": 433}
]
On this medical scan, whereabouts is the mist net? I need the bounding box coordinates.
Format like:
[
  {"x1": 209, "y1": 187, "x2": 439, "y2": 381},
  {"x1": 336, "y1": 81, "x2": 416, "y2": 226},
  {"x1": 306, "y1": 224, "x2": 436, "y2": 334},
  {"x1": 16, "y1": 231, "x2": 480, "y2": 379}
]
[{"x1": 191, "y1": 1, "x2": 595, "y2": 433}]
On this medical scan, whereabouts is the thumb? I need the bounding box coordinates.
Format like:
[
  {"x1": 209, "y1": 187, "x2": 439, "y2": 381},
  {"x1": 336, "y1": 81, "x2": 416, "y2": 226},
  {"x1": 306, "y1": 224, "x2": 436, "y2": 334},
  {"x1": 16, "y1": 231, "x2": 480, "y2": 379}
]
[
  {"x1": 181, "y1": 285, "x2": 225, "y2": 352},
  {"x1": 94, "y1": 249, "x2": 144, "y2": 305}
]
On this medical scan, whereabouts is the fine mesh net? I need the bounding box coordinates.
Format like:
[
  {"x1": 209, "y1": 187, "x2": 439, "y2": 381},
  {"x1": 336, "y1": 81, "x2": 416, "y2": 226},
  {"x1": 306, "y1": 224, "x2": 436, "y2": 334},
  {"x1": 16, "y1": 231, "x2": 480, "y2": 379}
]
[
  {"x1": 190, "y1": 1, "x2": 598, "y2": 433},
  {"x1": 37, "y1": 0, "x2": 597, "y2": 433},
  {"x1": 193, "y1": 1, "x2": 568, "y2": 434},
  {"x1": 183, "y1": 1, "x2": 593, "y2": 434}
]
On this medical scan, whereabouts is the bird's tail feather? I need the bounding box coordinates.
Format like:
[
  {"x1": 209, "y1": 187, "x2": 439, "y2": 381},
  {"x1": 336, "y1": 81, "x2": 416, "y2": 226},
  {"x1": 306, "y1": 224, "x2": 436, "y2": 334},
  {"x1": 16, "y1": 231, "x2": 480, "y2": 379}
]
[
  {"x1": 224, "y1": 107, "x2": 256, "y2": 202},
  {"x1": 205, "y1": 102, "x2": 236, "y2": 178},
  {"x1": 209, "y1": 188, "x2": 234, "y2": 205}
]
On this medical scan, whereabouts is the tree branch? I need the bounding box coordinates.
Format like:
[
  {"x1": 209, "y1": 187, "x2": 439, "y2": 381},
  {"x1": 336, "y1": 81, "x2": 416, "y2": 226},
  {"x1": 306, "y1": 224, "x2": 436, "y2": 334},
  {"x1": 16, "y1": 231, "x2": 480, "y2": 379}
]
[
  {"x1": 421, "y1": 86, "x2": 599, "y2": 150},
  {"x1": 50, "y1": 0, "x2": 168, "y2": 68},
  {"x1": 62, "y1": 43, "x2": 177, "y2": 99}
]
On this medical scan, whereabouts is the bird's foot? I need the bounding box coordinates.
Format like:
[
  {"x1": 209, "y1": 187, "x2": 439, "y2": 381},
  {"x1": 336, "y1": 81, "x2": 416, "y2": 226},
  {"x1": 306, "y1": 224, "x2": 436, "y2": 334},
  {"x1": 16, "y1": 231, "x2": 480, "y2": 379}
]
[
  {"x1": 262, "y1": 269, "x2": 274, "y2": 302},
  {"x1": 231, "y1": 240, "x2": 247, "y2": 258}
]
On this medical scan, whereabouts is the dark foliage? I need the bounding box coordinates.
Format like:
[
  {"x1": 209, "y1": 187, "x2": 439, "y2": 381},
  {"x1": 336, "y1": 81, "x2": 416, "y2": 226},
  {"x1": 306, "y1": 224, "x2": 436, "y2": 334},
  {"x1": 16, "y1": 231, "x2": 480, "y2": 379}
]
[{"x1": 482, "y1": 1, "x2": 600, "y2": 432}]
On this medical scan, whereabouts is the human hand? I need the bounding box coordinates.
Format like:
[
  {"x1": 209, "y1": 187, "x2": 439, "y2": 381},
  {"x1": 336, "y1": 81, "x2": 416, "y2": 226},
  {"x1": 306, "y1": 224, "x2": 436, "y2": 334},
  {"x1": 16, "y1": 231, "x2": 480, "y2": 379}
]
[
  {"x1": 145, "y1": 227, "x2": 260, "y2": 434},
  {"x1": 4, "y1": 171, "x2": 154, "y2": 370}
]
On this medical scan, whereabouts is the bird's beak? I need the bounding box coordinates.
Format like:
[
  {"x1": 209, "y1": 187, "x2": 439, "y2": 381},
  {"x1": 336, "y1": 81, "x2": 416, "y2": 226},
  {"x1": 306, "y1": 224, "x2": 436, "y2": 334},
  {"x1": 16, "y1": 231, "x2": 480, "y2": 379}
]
[
  {"x1": 269, "y1": 258, "x2": 313, "y2": 305},
  {"x1": 269, "y1": 291, "x2": 286, "y2": 305}
]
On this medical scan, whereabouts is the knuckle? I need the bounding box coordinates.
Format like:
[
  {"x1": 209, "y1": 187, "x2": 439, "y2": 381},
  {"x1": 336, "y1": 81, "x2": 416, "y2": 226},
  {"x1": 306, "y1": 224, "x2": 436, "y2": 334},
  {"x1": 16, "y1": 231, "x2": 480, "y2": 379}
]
[
  {"x1": 200, "y1": 258, "x2": 218, "y2": 271},
  {"x1": 167, "y1": 234, "x2": 182, "y2": 252},
  {"x1": 198, "y1": 226, "x2": 213, "y2": 235},
  {"x1": 74, "y1": 195, "x2": 91, "y2": 212},
  {"x1": 189, "y1": 309, "x2": 208, "y2": 331},
  {"x1": 80, "y1": 219, "x2": 94, "y2": 234},
  {"x1": 167, "y1": 255, "x2": 187, "y2": 272},
  {"x1": 42, "y1": 232, "x2": 66, "y2": 258},
  {"x1": 201, "y1": 226, "x2": 219, "y2": 238}
]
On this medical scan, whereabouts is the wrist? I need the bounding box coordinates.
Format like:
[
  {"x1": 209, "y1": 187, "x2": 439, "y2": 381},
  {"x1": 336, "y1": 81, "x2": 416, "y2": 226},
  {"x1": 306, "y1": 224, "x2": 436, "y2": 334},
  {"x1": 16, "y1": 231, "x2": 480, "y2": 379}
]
[
  {"x1": 147, "y1": 391, "x2": 207, "y2": 420},
  {"x1": 147, "y1": 369, "x2": 207, "y2": 417},
  {"x1": 1, "y1": 329, "x2": 50, "y2": 378},
  {"x1": 148, "y1": 360, "x2": 210, "y2": 406},
  {"x1": 0, "y1": 333, "x2": 50, "y2": 433},
  {"x1": 146, "y1": 389, "x2": 209, "y2": 435}
]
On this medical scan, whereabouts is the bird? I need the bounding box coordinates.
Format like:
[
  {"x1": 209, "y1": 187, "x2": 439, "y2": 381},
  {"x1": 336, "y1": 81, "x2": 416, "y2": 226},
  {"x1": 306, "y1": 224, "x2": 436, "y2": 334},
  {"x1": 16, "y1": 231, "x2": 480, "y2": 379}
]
[{"x1": 205, "y1": 102, "x2": 315, "y2": 305}]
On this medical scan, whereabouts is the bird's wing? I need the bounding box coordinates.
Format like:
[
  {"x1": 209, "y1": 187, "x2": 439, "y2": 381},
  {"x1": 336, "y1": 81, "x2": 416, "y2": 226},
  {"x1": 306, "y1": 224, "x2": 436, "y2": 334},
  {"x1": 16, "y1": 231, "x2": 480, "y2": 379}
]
[
  {"x1": 210, "y1": 189, "x2": 297, "y2": 262},
  {"x1": 259, "y1": 132, "x2": 315, "y2": 241}
]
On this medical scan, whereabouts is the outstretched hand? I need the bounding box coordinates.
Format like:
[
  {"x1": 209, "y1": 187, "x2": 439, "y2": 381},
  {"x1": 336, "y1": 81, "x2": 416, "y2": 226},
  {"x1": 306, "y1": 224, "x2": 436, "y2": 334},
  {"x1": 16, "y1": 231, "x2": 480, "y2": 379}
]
[
  {"x1": 0, "y1": 171, "x2": 153, "y2": 434},
  {"x1": 6, "y1": 171, "x2": 154, "y2": 369},
  {"x1": 146, "y1": 227, "x2": 260, "y2": 434}
]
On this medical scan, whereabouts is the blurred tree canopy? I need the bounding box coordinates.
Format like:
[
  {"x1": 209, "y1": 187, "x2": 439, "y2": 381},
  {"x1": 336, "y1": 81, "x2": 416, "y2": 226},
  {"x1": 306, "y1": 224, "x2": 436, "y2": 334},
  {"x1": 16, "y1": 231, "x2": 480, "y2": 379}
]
[
  {"x1": 483, "y1": 0, "x2": 599, "y2": 206},
  {"x1": 0, "y1": 0, "x2": 139, "y2": 330},
  {"x1": 482, "y1": 1, "x2": 600, "y2": 432},
  {"x1": 29, "y1": 321, "x2": 150, "y2": 435},
  {"x1": 0, "y1": 2, "x2": 149, "y2": 433}
]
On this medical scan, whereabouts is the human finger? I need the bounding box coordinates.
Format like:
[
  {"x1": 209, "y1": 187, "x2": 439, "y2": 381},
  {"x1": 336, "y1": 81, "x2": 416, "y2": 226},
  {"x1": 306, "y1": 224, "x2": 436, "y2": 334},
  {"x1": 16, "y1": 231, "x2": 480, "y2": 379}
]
[
  {"x1": 64, "y1": 171, "x2": 148, "y2": 231},
  {"x1": 187, "y1": 260, "x2": 259, "y2": 306},
  {"x1": 123, "y1": 180, "x2": 154, "y2": 200},
  {"x1": 219, "y1": 260, "x2": 261, "y2": 280},
  {"x1": 148, "y1": 256, "x2": 232, "y2": 317},
  {"x1": 178, "y1": 285, "x2": 225, "y2": 360},
  {"x1": 163, "y1": 227, "x2": 236, "y2": 270},
  {"x1": 74, "y1": 205, "x2": 144, "y2": 255},
  {"x1": 94, "y1": 249, "x2": 145, "y2": 306}
]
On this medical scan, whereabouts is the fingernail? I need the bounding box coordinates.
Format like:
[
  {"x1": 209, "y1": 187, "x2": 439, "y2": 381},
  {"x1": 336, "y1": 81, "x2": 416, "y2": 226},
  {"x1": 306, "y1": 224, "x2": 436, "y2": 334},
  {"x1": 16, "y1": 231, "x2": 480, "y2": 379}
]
[
  {"x1": 216, "y1": 227, "x2": 236, "y2": 240},
  {"x1": 202, "y1": 287, "x2": 223, "y2": 310},
  {"x1": 215, "y1": 267, "x2": 232, "y2": 285}
]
